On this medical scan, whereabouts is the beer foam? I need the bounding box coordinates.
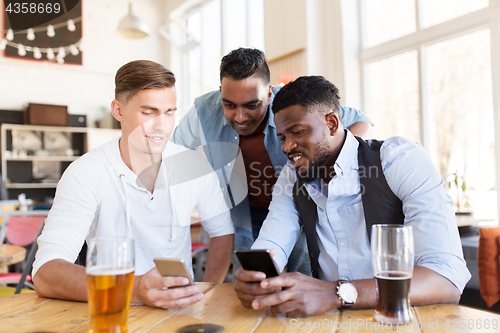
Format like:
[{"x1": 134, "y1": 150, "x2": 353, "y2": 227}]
[
  {"x1": 375, "y1": 271, "x2": 412, "y2": 280},
  {"x1": 87, "y1": 266, "x2": 134, "y2": 276}
]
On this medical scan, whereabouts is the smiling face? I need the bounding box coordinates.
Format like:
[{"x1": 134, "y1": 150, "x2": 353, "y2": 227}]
[
  {"x1": 220, "y1": 74, "x2": 273, "y2": 136},
  {"x1": 275, "y1": 104, "x2": 343, "y2": 183},
  {"x1": 111, "y1": 87, "x2": 177, "y2": 165}
]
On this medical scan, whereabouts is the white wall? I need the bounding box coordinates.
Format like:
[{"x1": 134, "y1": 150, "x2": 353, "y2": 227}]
[
  {"x1": 263, "y1": 0, "x2": 348, "y2": 101},
  {"x1": 263, "y1": 0, "x2": 307, "y2": 60},
  {"x1": 0, "y1": 0, "x2": 166, "y2": 126}
]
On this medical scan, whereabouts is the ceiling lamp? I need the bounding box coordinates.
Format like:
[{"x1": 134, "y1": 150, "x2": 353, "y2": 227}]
[{"x1": 116, "y1": 2, "x2": 150, "y2": 39}]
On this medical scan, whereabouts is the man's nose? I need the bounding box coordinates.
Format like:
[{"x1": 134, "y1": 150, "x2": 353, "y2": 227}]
[
  {"x1": 152, "y1": 114, "x2": 168, "y2": 130},
  {"x1": 282, "y1": 137, "x2": 297, "y2": 154},
  {"x1": 234, "y1": 108, "x2": 248, "y2": 123}
]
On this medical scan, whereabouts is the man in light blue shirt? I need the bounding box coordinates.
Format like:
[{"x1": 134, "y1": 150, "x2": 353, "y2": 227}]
[
  {"x1": 172, "y1": 48, "x2": 373, "y2": 276},
  {"x1": 234, "y1": 76, "x2": 470, "y2": 317}
]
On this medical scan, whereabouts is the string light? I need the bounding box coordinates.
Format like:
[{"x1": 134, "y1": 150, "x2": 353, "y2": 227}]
[
  {"x1": 33, "y1": 46, "x2": 42, "y2": 59},
  {"x1": 46, "y1": 48, "x2": 55, "y2": 60},
  {"x1": 1, "y1": 17, "x2": 82, "y2": 62},
  {"x1": 27, "y1": 28, "x2": 35, "y2": 41},
  {"x1": 17, "y1": 44, "x2": 26, "y2": 56},
  {"x1": 47, "y1": 25, "x2": 55, "y2": 37},
  {"x1": 69, "y1": 44, "x2": 79, "y2": 56},
  {"x1": 67, "y1": 19, "x2": 76, "y2": 32},
  {"x1": 6, "y1": 29, "x2": 14, "y2": 41}
]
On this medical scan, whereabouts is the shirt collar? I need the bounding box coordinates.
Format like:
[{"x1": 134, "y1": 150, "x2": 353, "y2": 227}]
[{"x1": 334, "y1": 130, "x2": 360, "y2": 177}]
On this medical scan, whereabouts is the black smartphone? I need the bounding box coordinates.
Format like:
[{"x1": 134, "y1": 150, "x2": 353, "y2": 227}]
[{"x1": 235, "y1": 249, "x2": 280, "y2": 278}]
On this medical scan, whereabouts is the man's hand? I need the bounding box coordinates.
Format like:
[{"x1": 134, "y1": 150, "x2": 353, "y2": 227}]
[
  {"x1": 132, "y1": 267, "x2": 204, "y2": 309},
  {"x1": 238, "y1": 271, "x2": 339, "y2": 318},
  {"x1": 234, "y1": 267, "x2": 282, "y2": 308}
]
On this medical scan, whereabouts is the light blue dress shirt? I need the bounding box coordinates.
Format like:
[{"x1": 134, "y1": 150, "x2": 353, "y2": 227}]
[
  {"x1": 253, "y1": 131, "x2": 471, "y2": 292},
  {"x1": 172, "y1": 86, "x2": 373, "y2": 254}
]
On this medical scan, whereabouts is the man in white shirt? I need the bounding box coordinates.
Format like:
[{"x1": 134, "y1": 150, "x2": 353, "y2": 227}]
[
  {"x1": 33, "y1": 60, "x2": 234, "y2": 309},
  {"x1": 234, "y1": 76, "x2": 470, "y2": 317}
]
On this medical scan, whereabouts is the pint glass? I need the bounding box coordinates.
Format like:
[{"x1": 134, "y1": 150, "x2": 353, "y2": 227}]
[
  {"x1": 86, "y1": 237, "x2": 135, "y2": 333},
  {"x1": 371, "y1": 225, "x2": 414, "y2": 324}
]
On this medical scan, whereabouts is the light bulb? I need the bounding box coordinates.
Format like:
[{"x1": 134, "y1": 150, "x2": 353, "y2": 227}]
[
  {"x1": 69, "y1": 44, "x2": 79, "y2": 56},
  {"x1": 6, "y1": 29, "x2": 14, "y2": 41},
  {"x1": 46, "y1": 48, "x2": 54, "y2": 60},
  {"x1": 56, "y1": 55, "x2": 65, "y2": 64},
  {"x1": 0, "y1": 39, "x2": 6, "y2": 51},
  {"x1": 27, "y1": 28, "x2": 35, "y2": 41},
  {"x1": 17, "y1": 44, "x2": 26, "y2": 56},
  {"x1": 33, "y1": 47, "x2": 42, "y2": 59},
  {"x1": 67, "y1": 19, "x2": 76, "y2": 32},
  {"x1": 57, "y1": 46, "x2": 66, "y2": 58},
  {"x1": 77, "y1": 38, "x2": 85, "y2": 51},
  {"x1": 47, "y1": 25, "x2": 55, "y2": 37}
]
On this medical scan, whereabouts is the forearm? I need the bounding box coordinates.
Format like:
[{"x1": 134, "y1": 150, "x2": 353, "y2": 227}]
[
  {"x1": 347, "y1": 122, "x2": 371, "y2": 137},
  {"x1": 203, "y1": 234, "x2": 234, "y2": 283},
  {"x1": 33, "y1": 259, "x2": 87, "y2": 301}
]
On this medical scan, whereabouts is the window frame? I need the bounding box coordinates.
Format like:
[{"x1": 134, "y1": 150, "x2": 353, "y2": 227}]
[{"x1": 359, "y1": 0, "x2": 500, "y2": 221}]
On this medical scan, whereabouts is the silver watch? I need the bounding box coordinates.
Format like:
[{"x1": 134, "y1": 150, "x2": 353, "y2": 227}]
[{"x1": 336, "y1": 280, "x2": 357, "y2": 309}]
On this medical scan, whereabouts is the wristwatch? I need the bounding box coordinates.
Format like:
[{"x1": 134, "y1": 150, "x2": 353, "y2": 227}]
[{"x1": 336, "y1": 280, "x2": 358, "y2": 309}]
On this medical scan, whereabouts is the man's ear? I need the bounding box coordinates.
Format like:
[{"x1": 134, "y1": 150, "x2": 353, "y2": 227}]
[
  {"x1": 325, "y1": 112, "x2": 340, "y2": 136},
  {"x1": 268, "y1": 85, "x2": 273, "y2": 103},
  {"x1": 111, "y1": 99, "x2": 124, "y2": 122}
]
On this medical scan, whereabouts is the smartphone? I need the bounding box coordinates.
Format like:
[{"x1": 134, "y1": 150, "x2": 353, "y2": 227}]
[
  {"x1": 153, "y1": 257, "x2": 194, "y2": 286},
  {"x1": 235, "y1": 249, "x2": 280, "y2": 278}
]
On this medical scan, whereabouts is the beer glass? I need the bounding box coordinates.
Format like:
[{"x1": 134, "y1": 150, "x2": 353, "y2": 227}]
[
  {"x1": 371, "y1": 225, "x2": 414, "y2": 324},
  {"x1": 86, "y1": 237, "x2": 135, "y2": 333}
]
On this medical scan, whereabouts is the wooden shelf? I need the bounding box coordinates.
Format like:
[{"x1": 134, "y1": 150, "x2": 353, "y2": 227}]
[
  {"x1": 5, "y1": 183, "x2": 58, "y2": 189},
  {"x1": 5, "y1": 156, "x2": 80, "y2": 162}
]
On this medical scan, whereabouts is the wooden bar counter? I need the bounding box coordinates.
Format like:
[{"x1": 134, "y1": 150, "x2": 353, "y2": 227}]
[{"x1": 0, "y1": 283, "x2": 499, "y2": 332}]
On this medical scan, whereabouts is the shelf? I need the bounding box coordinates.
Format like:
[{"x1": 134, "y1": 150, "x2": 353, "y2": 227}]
[
  {"x1": 6, "y1": 183, "x2": 58, "y2": 189},
  {"x1": 1, "y1": 123, "x2": 88, "y2": 133},
  {"x1": 5, "y1": 156, "x2": 80, "y2": 162}
]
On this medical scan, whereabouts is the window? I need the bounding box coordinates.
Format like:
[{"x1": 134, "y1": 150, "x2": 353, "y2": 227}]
[
  {"x1": 360, "y1": 0, "x2": 499, "y2": 221},
  {"x1": 171, "y1": 0, "x2": 264, "y2": 108}
]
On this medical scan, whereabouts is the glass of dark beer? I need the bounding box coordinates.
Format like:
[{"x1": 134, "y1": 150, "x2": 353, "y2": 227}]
[
  {"x1": 371, "y1": 225, "x2": 414, "y2": 324},
  {"x1": 86, "y1": 237, "x2": 135, "y2": 333}
]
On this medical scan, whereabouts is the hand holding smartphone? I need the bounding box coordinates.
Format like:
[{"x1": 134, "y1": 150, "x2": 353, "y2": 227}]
[
  {"x1": 153, "y1": 258, "x2": 194, "y2": 286},
  {"x1": 235, "y1": 249, "x2": 280, "y2": 278}
]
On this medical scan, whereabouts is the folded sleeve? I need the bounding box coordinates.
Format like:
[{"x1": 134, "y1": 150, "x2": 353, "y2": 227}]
[
  {"x1": 32, "y1": 157, "x2": 101, "y2": 277},
  {"x1": 251, "y1": 163, "x2": 301, "y2": 273},
  {"x1": 381, "y1": 137, "x2": 471, "y2": 292},
  {"x1": 339, "y1": 105, "x2": 374, "y2": 128}
]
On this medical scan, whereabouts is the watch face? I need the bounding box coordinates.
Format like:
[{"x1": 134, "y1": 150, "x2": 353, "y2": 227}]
[{"x1": 339, "y1": 283, "x2": 358, "y2": 303}]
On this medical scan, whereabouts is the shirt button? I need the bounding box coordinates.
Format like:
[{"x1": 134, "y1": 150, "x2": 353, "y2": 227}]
[
  {"x1": 340, "y1": 242, "x2": 345, "y2": 247},
  {"x1": 234, "y1": 136, "x2": 237, "y2": 140},
  {"x1": 221, "y1": 188, "x2": 225, "y2": 191},
  {"x1": 227, "y1": 163, "x2": 231, "y2": 166}
]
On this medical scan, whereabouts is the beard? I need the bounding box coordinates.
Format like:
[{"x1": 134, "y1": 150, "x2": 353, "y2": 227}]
[{"x1": 295, "y1": 141, "x2": 332, "y2": 184}]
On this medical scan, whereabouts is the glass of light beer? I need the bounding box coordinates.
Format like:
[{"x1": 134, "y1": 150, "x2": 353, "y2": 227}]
[
  {"x1": 371, "y1": 225, "x2": 414, "y2": 324},
  {"x1": 86, "y1": 237, "x2": 135, "y2": 333}
]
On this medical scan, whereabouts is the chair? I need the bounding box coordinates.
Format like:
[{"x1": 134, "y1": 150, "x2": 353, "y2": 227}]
[{"x1": 0, "y1": 210, "x2": 48, "y2": 293}]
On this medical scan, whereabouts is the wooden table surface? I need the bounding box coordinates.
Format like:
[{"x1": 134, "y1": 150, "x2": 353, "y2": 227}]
[{"x1": 1, "y1": 282, "x2": 500, "y2": 332}]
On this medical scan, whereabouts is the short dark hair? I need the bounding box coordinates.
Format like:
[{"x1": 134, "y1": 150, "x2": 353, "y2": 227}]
[
  {"x1": 220, "y1": 48, "x2": 270, "y2": 84},
  {"x1": 272, "y1": 76, "x2": 341, "y2": 116},
  {"x1": 115, "y1": 60, "x2": 176, "y2": 102}
]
